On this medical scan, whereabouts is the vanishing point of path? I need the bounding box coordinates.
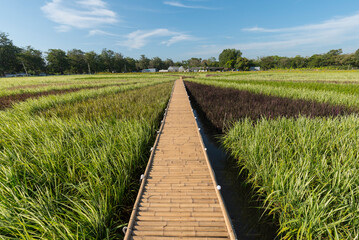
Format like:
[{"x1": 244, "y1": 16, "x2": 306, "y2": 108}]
[{"x1": 125, "y1": 78, "x2": 236, "y2": 239}]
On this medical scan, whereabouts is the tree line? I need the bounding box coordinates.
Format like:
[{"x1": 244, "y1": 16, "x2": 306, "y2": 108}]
[
  {"x1": 217, "y1": 48, "x2": 359, "y2": 70},
  {"x1": 1, "y1": 31, "x2": 359, "y2": 76}
]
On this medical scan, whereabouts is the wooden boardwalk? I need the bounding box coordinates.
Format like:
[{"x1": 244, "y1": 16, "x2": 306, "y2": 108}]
[{"x1": 125, "y1": 79, "x2": 236, "y2": 240}]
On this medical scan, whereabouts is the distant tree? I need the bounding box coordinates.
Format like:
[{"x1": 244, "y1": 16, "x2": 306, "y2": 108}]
[
  {"x1": 0, "y1": 32, "x2": 21, "y2": 76},
  {"x1": 113, "y1": 52, "x2": 124, "y2": 72},
  {"x1": 163, "y1": 58, "x2": 174, "y2": 69},
  {"x1": 136, "y1": 54, "x2": 150, "y2": 70},
  {"x1": 67, "y1": 49, "x2": 87, "y2": 74},
  {"x1": 187, "y1": 58, "x2": 202, "y2": 67},
  {"x1": 149, "y1": 57, "x2": 164, "y2": 69},
  {"x1": 219, "y1": 49, "x2": 242, "y2": 67},
  {"x1": 322, "y1": 49, "x2": 343, "y2": 66},
  {"x1": 292, "y1": 55, "x2": 307, "y2": 68},
  {"x1": 225, "y1": 59, "x2": 235, "y2": 69},
  {"x1": 235, "y1": 57, "x2": 250, "y2": 71},
  {"x1": 124, "y1": 57, "x2": 137, "y2": 72},
  {"x1": 100, "y1": 49, "x2": 115, "y2": 72},
  {"x1": 307, "y1": 54, "x2": 323, "y2": 68},
  {"x1": 84, "y1": 51, "x2": 100, "y2": 74},
  {"x1": 18, "y1": 46, "x2": 45, "y2": 75},
  {"x1": 260, "y1": 56, "x2": 277, "y2": 70},
  {"x1": 206, "y1": 57, "x2": 219, "y2": 67},
  {"x1": 46, "y1": 49, "x2": 69, "y2": 74},
  {"x1": 354, "y1": 49, "x2": 359, "y2": 67}
]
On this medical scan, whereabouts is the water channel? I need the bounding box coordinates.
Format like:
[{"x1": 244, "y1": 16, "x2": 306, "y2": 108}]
[{"x1": 192, "y1": 108, "x2": 278, "y2": 239}]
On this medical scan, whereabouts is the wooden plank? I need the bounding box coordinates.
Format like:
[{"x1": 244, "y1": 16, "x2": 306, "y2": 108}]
[{"x1": 124, "y1": 79, "x2": 236, "y2": 240}]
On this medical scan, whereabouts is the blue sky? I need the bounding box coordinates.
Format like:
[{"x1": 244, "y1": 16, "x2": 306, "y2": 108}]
[{"x1": 1, "y1": 0, "x2": 359, "y2": 61}]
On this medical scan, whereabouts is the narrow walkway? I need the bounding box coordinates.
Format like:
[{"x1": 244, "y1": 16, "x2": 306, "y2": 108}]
[{"x1": 125, "y1": 79, "x2": 236, "y2": 240}]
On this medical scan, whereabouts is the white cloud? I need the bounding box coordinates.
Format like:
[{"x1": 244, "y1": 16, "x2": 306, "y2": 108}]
[
  {"x1": 118, "y1": 29, "x2": 195, "y2": 49},
  {"x1": 163, "y1": 1, "x2": 216, "y2": 10},
  {"x1": 41, "y1": 0, "x2": 117, "y2": 32},
  {"x1": 88, "y1": 29, "x2": 118, "y2": 36},
  {"x1": 194, "y1": 12, "x2": 359, "y2": 58},
  {"x1": 239, "y1": 13, "x2": 359, "y2": 51}
]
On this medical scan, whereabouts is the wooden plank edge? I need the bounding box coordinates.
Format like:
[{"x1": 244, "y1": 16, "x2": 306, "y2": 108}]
[
  {"x1": 124, "y1": 79, "x2": 177, "y2": 239},
  {"x1": 182, "y1": 79, "x2": 238, "y2": 240}
]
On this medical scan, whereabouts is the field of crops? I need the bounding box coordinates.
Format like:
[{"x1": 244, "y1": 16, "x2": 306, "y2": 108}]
[
  {"x1": 185, "y1": 70, "x2": 359, "y2": 239},
  {"x1": 0, "y1": 74, "x2": 175, "y2": 239}
]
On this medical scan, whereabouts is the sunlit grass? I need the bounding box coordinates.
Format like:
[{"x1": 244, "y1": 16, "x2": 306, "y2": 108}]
[
  {"x1": 0, "y1": 77, "x2": 174, "y2": 239},
  {"x1": 223, "y1": 116, "x2": 359, "y2": 239}
]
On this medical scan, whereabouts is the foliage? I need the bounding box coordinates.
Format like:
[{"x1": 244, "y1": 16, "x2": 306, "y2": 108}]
[
  {"x1": 18, "y1": 46, "x2": 45, "y2": 75},
  {"x1": 185, "y1": 80, "x2": 353, "y2": 131},
  {"x1": 223, "y1": 116, "x2": 359, "y2": 239},
  {"x1": 0, "y1": 77, "x2": 173, "y2": 239},
  {"x1": 46, "y1": 49, "x2": 69, "y2": 75},
  {"x1": 190, "y1": 76, "x2": 359, "y2": 109},
  {"x1": 219, "y1": 49, "x2": 242, "y2": 67},
  {"x1": 0, "y1": 32, "x2": 21, "y2": 76}
]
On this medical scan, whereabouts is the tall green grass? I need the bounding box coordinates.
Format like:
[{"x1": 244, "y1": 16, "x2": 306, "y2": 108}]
[
  {"x1": 195, "y1": 78, "x2": 359, "y2": 96},
  {"x1": 0, "y1": 74, "x2": 175, "y2": 97},
  {"x1": 8, "y1": 79, "x2": 171, "y2": 115},
  {"x1": 223, "y1": 116, "x2": 359, "y2": 239},
  {"x1": 198, "y1": 70, "x2": 359, "y2": 82},
  {"x1": 0, "y1": 81, "x2": 173, "y2": 239}
]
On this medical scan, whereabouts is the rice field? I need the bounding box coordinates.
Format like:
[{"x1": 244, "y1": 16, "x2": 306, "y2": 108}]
[
  {"x1": 2, "y1": 70, "x2": 359, "y2": 239},
  {"x1": 0, "y1": 74, "x2": 174, "y2": 239},
  {"x1": 185, "y1": 70, "x2": 359, "y2": 239}
]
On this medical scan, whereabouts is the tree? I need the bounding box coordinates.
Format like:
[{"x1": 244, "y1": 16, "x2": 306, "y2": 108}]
[
  {"x1": 136, "y1": 54, "x2": 150, "y2": 70},
  {"x1": 149, "y1": 57, "x2": 164, "y2": 69},
  {"x1": 100, "y1": 49, "x2": 115, "y2": 72},
  {"x1": 219, "y1": 49, "x2": 242, "y2": 67},
  {"x1": 18, "y1": 46, "x2": 45, "y2": 75},
  {"x1": 260, "y1": 56, "x2": 277, "y2": 70},
  {"x1": 0, "y1": 32, "x2": 21, "y2": 76},
  {"x1": 67, "y1": 49, "x2": 87, "y2": 74},
  {"x1": 163, "y1": 58, "x2": 174, "y2": 69},
  {"x1": 187, "y1": 58, "x2": 202, "y2": 67},
  {"x1": 206, "y1": 57, "x2": 218, "y2": 67},
  {"x1": 322, "y1": 49, "x2": 343, "y2": 66},
  {"x1": 46, "y1": 49, "x2": 69, "y2": 74},
  {"x1": 235, "y1": 57, "x2": 250, "y2": 71},
  {"x1": 124, "y1": 57, "x2": 137, "y2": 72},
  {"x1": 354, "y1": 49, "x2": 359, "y2": 67},
  {"x1": 84, "y1": 51, "x2": 99, "y2": 74},
  {"x1": 113, "y1": 53, "x2": 124, "y2": 73}
]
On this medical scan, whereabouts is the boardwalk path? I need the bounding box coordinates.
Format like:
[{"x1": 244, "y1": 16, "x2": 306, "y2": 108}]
[{"x1": 125, "y1": 79, "x2": 236, "y2": 239}]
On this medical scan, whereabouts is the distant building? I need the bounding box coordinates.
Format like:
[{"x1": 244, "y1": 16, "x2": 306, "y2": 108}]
[
  {"x1": 250, "y1": 67, "x2": 261, "y2": 71},
  {"x1": 168, "y1": 66, "x2": 180, "y2": 72},
  {"x1": 142, "y1": 68, "x2": 157, "y2": 73},
  {"x1": 159, "y1": 69, "x2": 169, "y2": 73},
  {"x1": 178, "y1": 66, "x2": 185, "y2": 72},
  {"x1": 168, "y1": 66, "x2": 186, "y2": 72}
]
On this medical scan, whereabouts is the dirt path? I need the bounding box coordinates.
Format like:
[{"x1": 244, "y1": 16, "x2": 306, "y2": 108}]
[{"x1": 125, "y1": 78, "x2": 236, "y2": 239}]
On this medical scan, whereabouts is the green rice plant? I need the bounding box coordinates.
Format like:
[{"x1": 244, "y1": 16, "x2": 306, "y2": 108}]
[
  {"x1": 0, "y1": 74, "x2": 175, "y2": 97},
  {"x1": 0, "y1": 79, "x2": 174, "y2": 239},
  {"x1": 194, "y1": 78, "x2": 359, "y2": 96},
  {"x1": 199, "y1": 70, "x2": 359, "y2": 82},
  {"x1": 39, "y1": 82, "x2": 173, "y2": 123},
  {"x1": 9, "y1": 78, "x2": 172, "y2": 115},
  {"x1": 0, "y1": 117, "x2": 154, "y2": 239},
  {"x1": 223, "y1": 116, "x2": 359, "y2": 239}
]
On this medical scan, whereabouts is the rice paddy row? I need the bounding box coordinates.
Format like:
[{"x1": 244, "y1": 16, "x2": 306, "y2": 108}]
[
  {"x1": 0, "y1": 75, "x2": 174, "y2": 239},
  {"x1": 184, "y1": 76, "x2": 359, "y2": 239}
]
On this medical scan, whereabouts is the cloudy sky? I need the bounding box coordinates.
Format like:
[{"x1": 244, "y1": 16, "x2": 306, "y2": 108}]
[{"x1": 1, "y1": 0, "x2": 359, "y2": 60}]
